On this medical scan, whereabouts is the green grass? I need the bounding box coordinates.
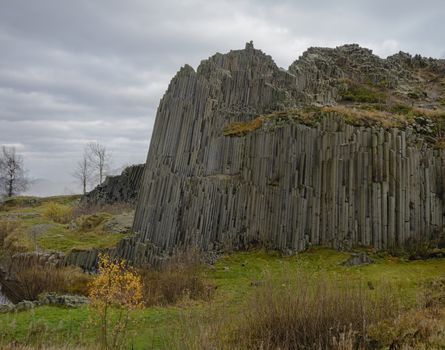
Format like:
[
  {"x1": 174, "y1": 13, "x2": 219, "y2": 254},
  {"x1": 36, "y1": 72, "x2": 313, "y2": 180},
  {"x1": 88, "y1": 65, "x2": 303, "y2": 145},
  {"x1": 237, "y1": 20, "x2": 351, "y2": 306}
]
[
  {"x1": 0, "y1": 195, "x2": 126, "y2": 253},
  {"x1": 341, "y1": 84, "x2": 386, "y2": 103},
  {"x1": 1, "y1": 248, "x2": 443, "y2": 349}
]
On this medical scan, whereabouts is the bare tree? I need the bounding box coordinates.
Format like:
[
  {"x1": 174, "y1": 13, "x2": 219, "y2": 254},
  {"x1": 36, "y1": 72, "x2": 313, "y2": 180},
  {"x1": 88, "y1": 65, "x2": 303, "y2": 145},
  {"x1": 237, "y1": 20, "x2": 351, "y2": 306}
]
[
  {"x1": 0, "y1": 146, "x2": 28, "y2": 198},
  {"x1": 72, "y1": 152, "x2": 92, "y2": 195},
  {"x1": 87, "y1": 142, "x2": 111, "y2": 185}
]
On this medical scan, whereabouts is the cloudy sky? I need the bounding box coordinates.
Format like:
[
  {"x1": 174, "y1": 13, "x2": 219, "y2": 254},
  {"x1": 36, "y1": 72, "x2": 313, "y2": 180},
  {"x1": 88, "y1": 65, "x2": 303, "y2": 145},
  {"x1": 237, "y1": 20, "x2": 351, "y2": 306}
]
[{"x1": 0, "y1": 0, "x2": 444, "y2": 195}]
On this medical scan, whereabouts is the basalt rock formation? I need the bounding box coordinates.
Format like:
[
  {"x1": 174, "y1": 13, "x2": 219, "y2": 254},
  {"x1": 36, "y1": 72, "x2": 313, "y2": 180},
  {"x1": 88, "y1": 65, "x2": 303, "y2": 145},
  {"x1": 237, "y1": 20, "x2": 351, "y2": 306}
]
[
  {"x1": 81, "y1": 164, "x2": 144, "y2": 206},
  {"x1": 117, "y1": 42, "x2": 445, "y2": 265}
]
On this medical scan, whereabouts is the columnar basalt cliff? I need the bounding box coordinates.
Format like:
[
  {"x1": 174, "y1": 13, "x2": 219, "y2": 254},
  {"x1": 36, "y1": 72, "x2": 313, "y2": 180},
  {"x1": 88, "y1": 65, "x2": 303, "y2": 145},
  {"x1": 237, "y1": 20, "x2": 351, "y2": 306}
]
[
  {"x1": 117, "y1": 43, "x2": 445, "y2": 265},
  {"x1": 81, "y1": 164, "x2": 144, "y2": 206}
]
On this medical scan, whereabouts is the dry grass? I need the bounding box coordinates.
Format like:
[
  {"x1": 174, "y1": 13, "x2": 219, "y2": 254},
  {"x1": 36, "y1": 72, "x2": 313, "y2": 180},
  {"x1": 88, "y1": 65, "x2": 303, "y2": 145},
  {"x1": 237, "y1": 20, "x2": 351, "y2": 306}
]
[
  {"x1": 232, "y1": 273, "x2": 400, "y2": 350},
  {"x1": 0, "y1": 219, "x2": 33, "y2": 253},
  {"x1": 223, "y1": 116, "x2": 264, "y2": 136},
  {"x1": 177, "y1": 271, "x2": 406, "y2": 350},
  {"x1": 0, "y1": 219, "x2": 17, "y2": 247},
  {"x1": 1, "y1": 346, "x2": 97, "y2": 350},
  {"x1": 139, "y1": 249, "x2": 214, "y2": 306},
  {"x1": 222, "y1": 104, "x2": 445, "y2": 140},
  {"x1": 72, "y1": 202, "x2": 133, "y2": 219},
  {"x1": 368, "y1": 277, "x2": 445, "y2": 349},
  {"x1": 42, "y1": 202, "x2": 73, "y2": 224},
  {"x1": 11, "y1": 265, "x2": 92, "y2": 301}
]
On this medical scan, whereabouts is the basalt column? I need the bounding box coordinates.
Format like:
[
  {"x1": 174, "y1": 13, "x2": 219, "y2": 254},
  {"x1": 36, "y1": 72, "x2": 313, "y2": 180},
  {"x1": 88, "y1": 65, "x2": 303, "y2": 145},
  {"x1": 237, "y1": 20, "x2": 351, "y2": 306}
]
[{"x1": 116, "y1": 44, "x2": 445, "y2": 265}]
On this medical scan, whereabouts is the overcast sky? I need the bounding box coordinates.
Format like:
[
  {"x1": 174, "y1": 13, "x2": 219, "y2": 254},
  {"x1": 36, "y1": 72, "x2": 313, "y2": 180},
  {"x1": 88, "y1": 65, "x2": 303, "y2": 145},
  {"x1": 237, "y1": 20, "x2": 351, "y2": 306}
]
[{"x1": 0, "y1": 0, "x2": 444, "y2": 195}]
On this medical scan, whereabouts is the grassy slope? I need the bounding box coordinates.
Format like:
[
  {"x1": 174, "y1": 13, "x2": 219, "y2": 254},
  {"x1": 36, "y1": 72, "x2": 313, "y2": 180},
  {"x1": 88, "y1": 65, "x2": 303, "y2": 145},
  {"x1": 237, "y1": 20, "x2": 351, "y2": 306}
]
[
  {"x1": 0, "y1": 195, "x2": 125, "y2": 253},
  {"x1": 1, "y1": 248, "x2": 444, "y2": 349}
]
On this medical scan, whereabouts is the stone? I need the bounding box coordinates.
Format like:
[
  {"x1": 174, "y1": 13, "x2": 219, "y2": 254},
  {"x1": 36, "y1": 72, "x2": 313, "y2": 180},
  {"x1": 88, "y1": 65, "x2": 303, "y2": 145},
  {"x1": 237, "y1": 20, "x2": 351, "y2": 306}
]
[
  {"x1": 103, "y1": 211, "x2": 135, "y2": 234},
  {"x1": 114, "y1": 43, "x2": 445, "y2": 266},
  {"x1": 342, "y1": 252, "x2": 374, "y2": 267},
  {"x1": 39, "y1": 293, "x2": 89, "y2": 308},
  {"x1": 0, "y1": 304, "x2": 13, "y2": 313},
  {"x1": 81, "y1": 164, "x2": 144, "y2": 206},
  {"x1": 15, "y1": 300, "x2": 36, "y2": 312}
]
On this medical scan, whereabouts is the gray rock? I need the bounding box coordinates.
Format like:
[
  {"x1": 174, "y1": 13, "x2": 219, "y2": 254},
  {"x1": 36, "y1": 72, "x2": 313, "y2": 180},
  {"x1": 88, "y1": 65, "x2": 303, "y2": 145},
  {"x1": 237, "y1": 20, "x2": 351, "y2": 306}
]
[
  {"x1": 15, "y1": 300, "x2": 36, "y2": 312},
  {"x1": 81, "y1": 164, "x2": 144, "y2": 206},
  {"x1": 39, "y1": 293, "x2": 89, "y2": 308},
  {"x1": 342, "y1": 252, "x2": 374, "y2": 267},
  {"x1": 103, "y1": 211, "x2": 135, "y2": 234},
  {"x1": 114, "y1": 44, "x2": 445, "y2": 266},
  {"x1": 0, "y1": 304, "x2": 14, "y2": 313}
]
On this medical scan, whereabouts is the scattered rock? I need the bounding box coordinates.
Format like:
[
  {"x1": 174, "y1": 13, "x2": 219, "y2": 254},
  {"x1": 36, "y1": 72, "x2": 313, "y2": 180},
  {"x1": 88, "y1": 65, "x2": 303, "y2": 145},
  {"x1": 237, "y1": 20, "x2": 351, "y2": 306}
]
[
  {"x1": 14, "y1": 300, "x2": 36, "y2": 312},
  {"x1": 39, "y1": 293, "x2": 89, "y2": 308},
  {"x1": 342, "y1": 252, "x2": 374, "y2": 267},
  {"x1": 0, "y1": 304, "x2": 13, "y2": 312},
  {"x1": 0, "y1": 294, "x2": 90, "y2": 313}
]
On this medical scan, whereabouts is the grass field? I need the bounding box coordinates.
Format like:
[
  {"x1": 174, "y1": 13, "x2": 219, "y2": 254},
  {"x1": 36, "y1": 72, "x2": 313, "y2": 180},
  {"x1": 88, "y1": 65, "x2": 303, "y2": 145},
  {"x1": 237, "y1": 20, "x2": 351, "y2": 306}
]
[
  {"x1": 1, "y1": 248, "x2": 444, "y2": 349},
  {"x1": 0, "y1": 195, "x2": 128, "y2": 253}
]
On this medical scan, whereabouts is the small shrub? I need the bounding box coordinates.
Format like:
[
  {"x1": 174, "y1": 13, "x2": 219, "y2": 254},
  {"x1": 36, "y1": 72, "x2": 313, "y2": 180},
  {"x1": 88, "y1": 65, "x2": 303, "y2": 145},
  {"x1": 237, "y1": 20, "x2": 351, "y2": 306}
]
[
  {"x1": 12, "y1": 265, "x2": 91, "y2": 301},
  {"x1": 341, "y1": 83, "x2": 386, "y2": 103},
  {"x1": 140, "y1": 249, "x2": 214, "y2": 306},
  {"x1": 88, "y1": 255, "x2": 143, "y2": 350},
  {"x1": 43, "y1": 202, "x2": 73, "y2": 224},
  {"x1": 390, "y1": 103, "x2": 413, "y2": 114},
  {"x1": 75, "y1": 213, "x2": 111, "y2": 232},
  {"x1": 179, "y1": 272, "x2": 402, "y2": 350},
  {"x1": 368, "y1": 307, "x2": 444, "y2": 349},
  {"x1": 235, "y1": 274, "x2": 400, "y2": 349}
]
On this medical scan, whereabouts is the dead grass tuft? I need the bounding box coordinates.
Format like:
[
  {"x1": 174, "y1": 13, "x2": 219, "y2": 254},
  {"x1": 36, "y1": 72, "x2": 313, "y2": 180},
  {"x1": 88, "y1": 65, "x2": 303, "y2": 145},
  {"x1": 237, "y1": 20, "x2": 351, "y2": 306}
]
[
  {"x1": 42, "y1": 202, "x2": 73, "y2": 224},
  {"x1": 223, "y1": 116, "x2": 264, "y2": 136},
  {"x1": 139, "y1": 249, "x2": 214, "y2": 306},
  {"x1": 10, "y1": 265, "x2": 92, "y2": 301}
]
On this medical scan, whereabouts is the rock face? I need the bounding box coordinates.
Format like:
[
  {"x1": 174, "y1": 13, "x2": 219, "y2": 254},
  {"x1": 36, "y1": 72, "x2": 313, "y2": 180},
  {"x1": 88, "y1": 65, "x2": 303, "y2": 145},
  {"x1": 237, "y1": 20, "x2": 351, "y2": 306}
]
[
  {"x1": 81, "y1": 164, "x2": 144, "y2": 206},
  {"x1": 117, "y1": 43, "x2": 445, "y2": 265}
]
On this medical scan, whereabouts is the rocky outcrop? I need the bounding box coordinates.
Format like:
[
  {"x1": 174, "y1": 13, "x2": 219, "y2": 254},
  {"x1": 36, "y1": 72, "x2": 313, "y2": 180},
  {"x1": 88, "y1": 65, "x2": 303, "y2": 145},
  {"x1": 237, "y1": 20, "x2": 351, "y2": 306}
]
[
  {"x1": 81, "y1": 164, "x2": 144, "y2": 206},
  {"x1": 0, "y1": 294, "x2": 89, "y2": 312},
  {"x1": 117, "y1": 43, "x2": 445, "y2": 265}
]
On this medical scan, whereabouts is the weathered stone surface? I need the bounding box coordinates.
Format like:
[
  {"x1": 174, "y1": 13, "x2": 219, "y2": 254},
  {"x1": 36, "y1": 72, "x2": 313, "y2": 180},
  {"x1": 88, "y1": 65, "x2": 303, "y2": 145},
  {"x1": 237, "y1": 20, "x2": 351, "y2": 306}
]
[
  {"x1": 0, "y1": 294, "x2": 89, "y2": 312},
  {"x1": 39, "y1": 293, "x2": 89, "y2": 308},
  {"x1": 342, "y1": 252, "x2": 374, "y2": 267},
  {"x1": 81, "y1": 164, "x2": 144, "y2": 206},
  {"x1": 116, "y1": 43, "x2": 445, "y2": 265},
  {"x1": 103, "y1": 211, "x2": 135, "y2": 234}
]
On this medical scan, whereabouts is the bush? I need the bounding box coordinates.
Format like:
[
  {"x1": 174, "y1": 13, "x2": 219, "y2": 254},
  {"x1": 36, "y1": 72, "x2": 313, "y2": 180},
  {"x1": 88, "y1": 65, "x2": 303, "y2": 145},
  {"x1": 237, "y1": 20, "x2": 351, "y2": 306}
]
[
  {"x1": 234, "y1": 274, "x2": 400, "y2": 349},
  {"x1": 88, "y1": 255, "x2": 143, "y2": 350},
  {"x1": 178, "y1": 272, "x2": 402, "y2": 350},
  {"x1": 341, "y1": 83, "x2": 386, "y2": 103},
  {"x1": 11, "y1": 265, "x2": 91, "y2": 301},
  {"x1": 43, "y1": 202, "x2": 73, "y2": 224},
  {"x1": 139, "y1": 250, "x2": 214, "y2": 306}
]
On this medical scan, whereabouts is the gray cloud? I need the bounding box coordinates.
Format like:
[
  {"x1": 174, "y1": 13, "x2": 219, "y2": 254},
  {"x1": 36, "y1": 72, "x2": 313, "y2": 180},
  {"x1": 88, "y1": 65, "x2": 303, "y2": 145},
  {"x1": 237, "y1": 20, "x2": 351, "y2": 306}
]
[{"x1": 0, "y1": 0, "x2": 444, "y2": 195}]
